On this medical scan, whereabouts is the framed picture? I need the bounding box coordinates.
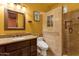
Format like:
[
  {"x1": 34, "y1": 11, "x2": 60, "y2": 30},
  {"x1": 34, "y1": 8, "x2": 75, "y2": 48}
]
[
  {"x1": 33, "y1": 11, "x2": 40, "y2": 22},
  {"x1": 47, "y1": 15, "x2": 53, "y2": 27}
]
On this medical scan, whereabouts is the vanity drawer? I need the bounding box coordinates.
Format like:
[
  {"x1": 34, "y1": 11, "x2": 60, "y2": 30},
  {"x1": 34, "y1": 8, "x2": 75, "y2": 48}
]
[
  {"x1": 31, "y1": 39, "x2": 37, "y2": 45},
  {"x1": 6, "y1": 40, "x2": 30, "y2": 52}
]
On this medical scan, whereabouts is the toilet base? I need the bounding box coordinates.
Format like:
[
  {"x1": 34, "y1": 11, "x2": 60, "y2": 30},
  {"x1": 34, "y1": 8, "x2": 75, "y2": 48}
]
[
  {"x1": 41, "y1": 50, "x2": 47, "y2": 56},
  {"x1": 37, "y1": 48, "x2": 47, "y2": 56}
]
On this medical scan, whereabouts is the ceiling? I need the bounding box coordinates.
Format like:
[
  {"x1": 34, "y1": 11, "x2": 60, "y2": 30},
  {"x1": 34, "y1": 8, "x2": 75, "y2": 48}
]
[{"x1": 22, "y1": 3, "x2": 59, "y2": 12}]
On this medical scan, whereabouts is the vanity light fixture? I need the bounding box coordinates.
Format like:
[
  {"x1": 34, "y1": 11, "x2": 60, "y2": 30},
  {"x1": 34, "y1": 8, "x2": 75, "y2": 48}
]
[
  {"x1": 15, "y1": 3, "x2": 26, "y2": 13},
  {"x1": 21, "y1": 7, "x2": 26, "y2": 13},
  {"x1": 3, "y1": 3, "x2": 26, "y2": 13},
  {"x1": 14, "y1": 4, "x2": 26, "y2": 13},
  {"x1": 16, "y1": 4, "x2": 22, "y2": 12},
  {"x1": 8, "y1": 3, "x2": 16, "y2": 10}
]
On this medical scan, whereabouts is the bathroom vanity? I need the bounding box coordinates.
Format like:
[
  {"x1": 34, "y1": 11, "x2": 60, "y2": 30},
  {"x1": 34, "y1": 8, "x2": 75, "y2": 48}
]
[{"x1": 0, "y1": 35, "x2": 37, "y2": 56}]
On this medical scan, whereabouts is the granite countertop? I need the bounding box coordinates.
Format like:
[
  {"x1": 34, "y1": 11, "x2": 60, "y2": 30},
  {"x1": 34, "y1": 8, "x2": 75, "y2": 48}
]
[{"x1": 0, "y1": 35, "x2": 37, "y2": 45}]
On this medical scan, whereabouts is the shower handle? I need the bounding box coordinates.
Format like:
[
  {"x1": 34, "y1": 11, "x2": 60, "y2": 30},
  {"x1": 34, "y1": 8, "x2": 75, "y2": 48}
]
[{"x1": 69, "y1": 27, "x2": 73, "y2": 33}]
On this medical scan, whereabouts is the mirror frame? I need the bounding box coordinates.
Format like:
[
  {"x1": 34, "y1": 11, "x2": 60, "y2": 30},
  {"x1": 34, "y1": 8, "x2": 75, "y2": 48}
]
[{"x1": 4, "y1": 9, "x2": 25, "y2": 30}]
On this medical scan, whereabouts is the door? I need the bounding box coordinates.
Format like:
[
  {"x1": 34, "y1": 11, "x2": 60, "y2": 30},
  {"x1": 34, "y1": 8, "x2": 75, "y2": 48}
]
[
  {"x1": 67, "y1": 11, "x2": 79, "y2": 55},
  {"x1": 43, "y1": 6, "x2": 63, "y2": 56}
]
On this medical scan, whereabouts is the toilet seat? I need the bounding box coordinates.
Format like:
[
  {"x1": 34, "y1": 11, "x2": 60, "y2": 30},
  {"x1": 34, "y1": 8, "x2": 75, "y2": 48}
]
[
  {"x1": 37, "y1": 37, "x2": 48, "y2": 56},
  {"x1": 37, "y1": 40, "x2": 48, "y2": 50}
]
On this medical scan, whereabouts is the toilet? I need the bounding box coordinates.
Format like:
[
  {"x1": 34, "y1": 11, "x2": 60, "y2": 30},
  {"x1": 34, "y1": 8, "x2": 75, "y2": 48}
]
[{"x1": 37, "y1": 37, "x2": 48, "y2": 56}]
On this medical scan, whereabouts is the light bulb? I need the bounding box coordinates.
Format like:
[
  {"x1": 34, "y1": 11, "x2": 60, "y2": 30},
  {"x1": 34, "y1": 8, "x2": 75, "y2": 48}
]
[
  {"x1": 21, "y1": 7, "x2": 26, "y2": 13},
  {"x1": 17, "y1": 5, "x2": 21, "y2": 9},
  {"x1": 8, "y1": 3, "x2": 15, "y2": 10},
  {"x1": 63, "y1": 5, "x2": 68, "y2": 13},
  {"x1": 8, "y1": 3, "x2": 14, "y2": 8}
]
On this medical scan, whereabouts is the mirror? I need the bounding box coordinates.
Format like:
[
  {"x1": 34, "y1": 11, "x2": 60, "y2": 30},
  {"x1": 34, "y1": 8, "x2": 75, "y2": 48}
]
[{"x1": 4, "y1": 9, "x2": 25, "y2": 30}]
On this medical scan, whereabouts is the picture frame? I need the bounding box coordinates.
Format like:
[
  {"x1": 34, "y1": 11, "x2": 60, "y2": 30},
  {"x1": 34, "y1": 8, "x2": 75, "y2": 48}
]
[
  {"x1": 47, "y1": 15, "x2": 53, "y2": 27},
  {"x1": 33, "y1": 11, "x2": 40, "y2": 22}
]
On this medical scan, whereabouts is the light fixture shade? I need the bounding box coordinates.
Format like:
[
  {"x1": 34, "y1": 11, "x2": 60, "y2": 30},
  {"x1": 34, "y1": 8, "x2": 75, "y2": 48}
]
[
  {"x1": 63, "y1": 5, "x2": 68, "y2": 13},
  {"x1": 15, "y1": 4, "x2": 21, "y2": 12},
  {"x1": 8, "y1": 3, "x2": 15, "y2": 10},
  {"x1": 21, "y1": 7, "x2": 26, "y2": 13}
]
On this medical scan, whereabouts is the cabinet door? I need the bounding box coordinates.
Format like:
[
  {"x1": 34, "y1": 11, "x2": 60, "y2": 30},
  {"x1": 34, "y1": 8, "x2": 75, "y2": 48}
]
[
  {"x1": 8, "y1": 50, "x2": 21, "y2": 56},
  {"x1": 6, "y1": 40, "x2": 30, "y2": 52},
  {"x1": 0, "y1": 46, "x2": 4, "y2": 52},
  {"x1": 0, "y1": 46, "x2": 5, "y2": 56},
  {"x1": 21, "y1": 47, "x2": 31, "y2": 56},
  {"x1": 30, "y1": 39, "x2": 37, "y2": 56},
  {"x1": 31, "y1": 39, "x2": 37, "y2": 45},
  {"x1": 31, "y1": 46, "x2": 37, "y2": 56}
]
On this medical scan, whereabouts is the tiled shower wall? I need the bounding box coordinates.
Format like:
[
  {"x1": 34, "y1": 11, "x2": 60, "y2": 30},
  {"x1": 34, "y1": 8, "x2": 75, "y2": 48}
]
[{"x1": 63, "y1": 10, "x2": 79, "y2": 55}]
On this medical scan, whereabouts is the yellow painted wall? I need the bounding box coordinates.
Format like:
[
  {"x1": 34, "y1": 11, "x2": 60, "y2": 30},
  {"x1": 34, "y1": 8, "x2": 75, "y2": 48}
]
[
  {"x1": 0, "y1": 3, "x2": 79, "y2": 35},
  {"x1": 0, "y1": 5, "x2": 4, "y2": 34},
  {"x1": 0, "y1": 4, "x2": 42, "y2": 35},
  {"x1": 59, "y1": 3, "x2": 79, "y2": 12},
  {"x1": 66, "y1": 3, "x2": 79, "y2": 12}
]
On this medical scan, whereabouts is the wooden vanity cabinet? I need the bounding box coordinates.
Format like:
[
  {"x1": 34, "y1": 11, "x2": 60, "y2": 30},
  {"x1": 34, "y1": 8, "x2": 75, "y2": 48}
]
[
  {"x1": 21, "y1": 47, "x2": 31, "y2": 56},
  {"x1": 0, "y1": 46, "x2": 5, "y2": 52},
  {"x1": 30, "y1": 39, "x2": 37, "y2": 56},
  {"x1": 0, "y1": 38, "x2": 37, "y2": 56},
  {"x1": 8, "y1": 49, "x2": 22, "y2": 56}
]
